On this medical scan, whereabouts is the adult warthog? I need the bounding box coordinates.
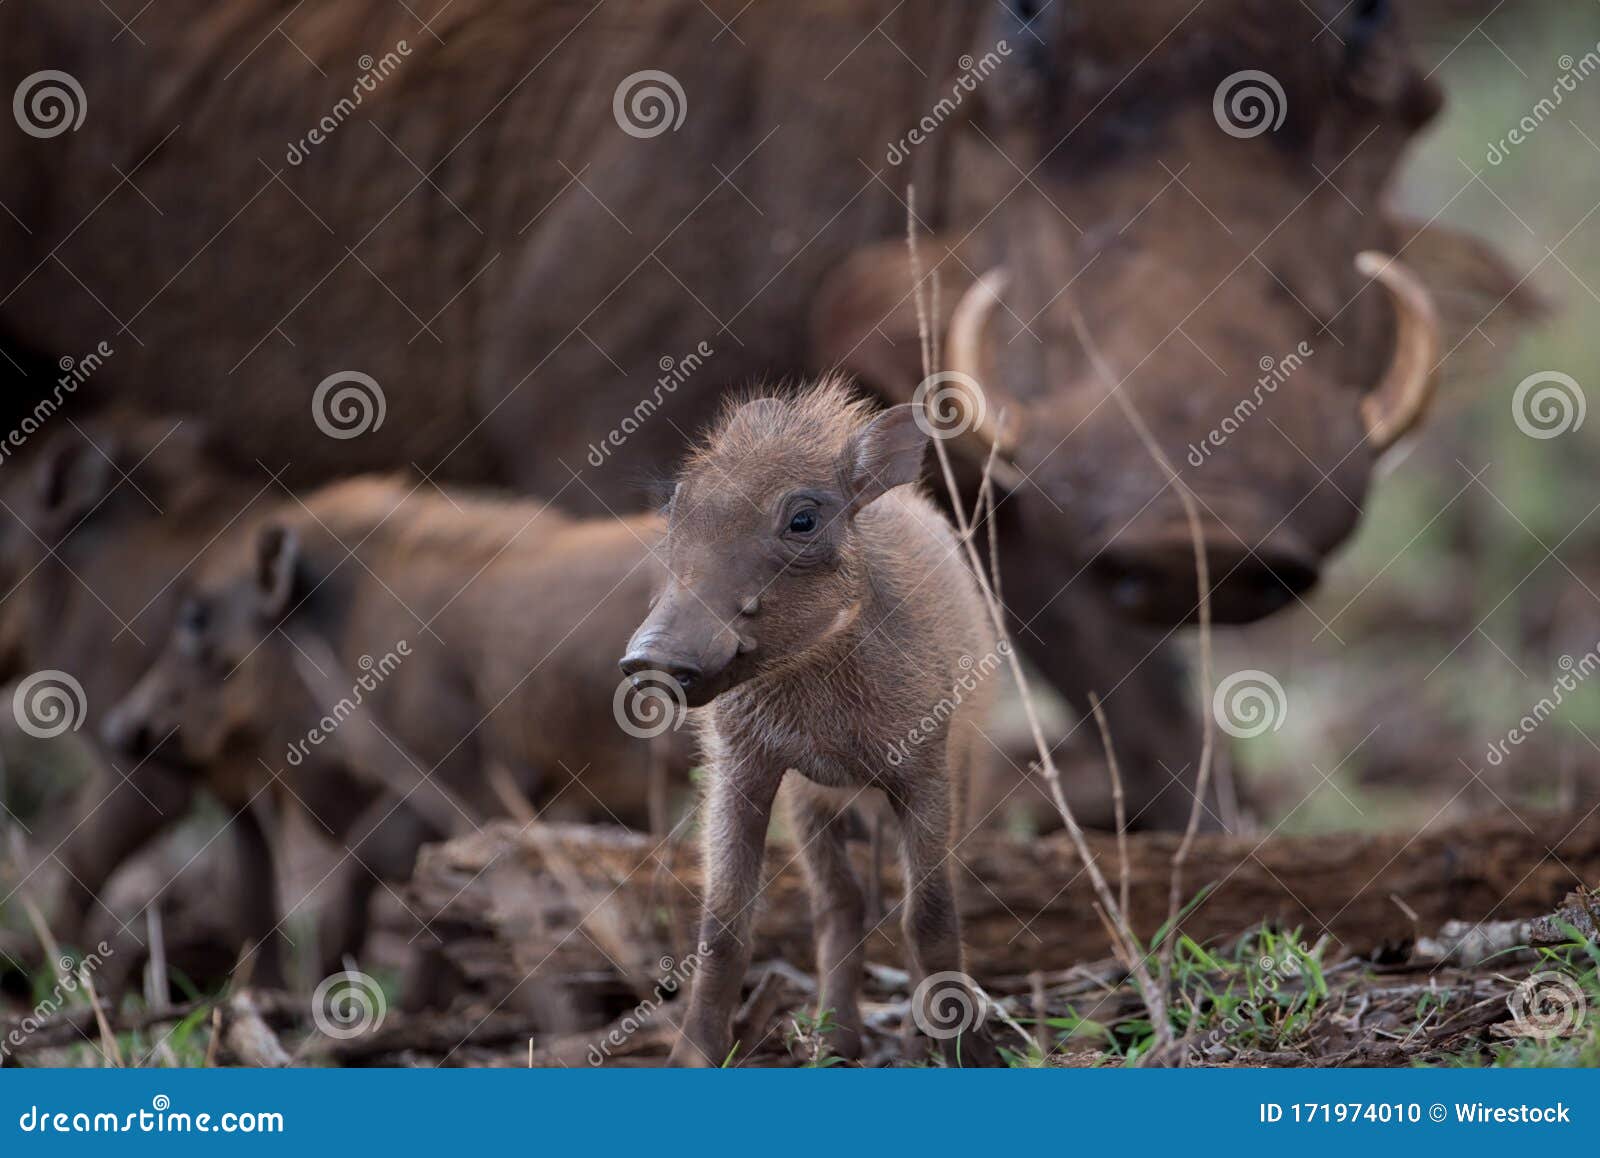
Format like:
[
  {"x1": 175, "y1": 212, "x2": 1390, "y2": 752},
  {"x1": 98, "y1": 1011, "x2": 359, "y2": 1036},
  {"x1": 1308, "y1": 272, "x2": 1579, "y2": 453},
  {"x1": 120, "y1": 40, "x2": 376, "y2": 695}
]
[{"x1": 0, "y1": 0, "x2": 1536, "y2": 825}]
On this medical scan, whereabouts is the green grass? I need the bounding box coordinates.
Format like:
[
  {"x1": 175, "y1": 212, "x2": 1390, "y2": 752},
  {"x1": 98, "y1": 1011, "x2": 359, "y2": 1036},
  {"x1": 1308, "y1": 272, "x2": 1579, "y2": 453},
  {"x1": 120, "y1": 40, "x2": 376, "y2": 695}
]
[
  {"x1": 1012, "y1": 921, "x2": 1334, "y2": 1066},
  {"x1": 1442, "y1": 923, "x2": 1600, "y2": 1068},
  {"x1": 784, "y1": 1007, "x2": 849, "y2": 1067},
  {"x1": 1160, "y1": 926, "x2": 1329, "y2": 1062}
]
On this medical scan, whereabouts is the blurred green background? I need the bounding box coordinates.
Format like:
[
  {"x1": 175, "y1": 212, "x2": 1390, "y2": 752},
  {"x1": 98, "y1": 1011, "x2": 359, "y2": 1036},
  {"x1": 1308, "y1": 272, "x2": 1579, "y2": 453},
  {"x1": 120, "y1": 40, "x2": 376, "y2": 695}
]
[{"x1": 1218, "y1": 4, "x2": 1600, "y2": 832}]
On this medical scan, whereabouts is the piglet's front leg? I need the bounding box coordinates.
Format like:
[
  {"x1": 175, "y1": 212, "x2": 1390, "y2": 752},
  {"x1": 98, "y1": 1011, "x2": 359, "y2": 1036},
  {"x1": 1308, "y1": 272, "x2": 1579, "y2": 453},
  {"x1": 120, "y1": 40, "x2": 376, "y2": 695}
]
[
  {"x1": 669, "y1": 763, "x2": 782, "y2": 1067},
  {"x1": 891, "y1": 767, "x2": 1004, "y2": 1068}
]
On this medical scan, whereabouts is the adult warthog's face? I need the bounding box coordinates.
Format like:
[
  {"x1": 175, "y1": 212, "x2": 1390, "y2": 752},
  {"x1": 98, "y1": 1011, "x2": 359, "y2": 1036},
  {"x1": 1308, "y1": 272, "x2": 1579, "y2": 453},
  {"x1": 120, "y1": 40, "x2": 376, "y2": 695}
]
[{"x1": 819, "y1": 0, "x2": 1533, "y2": 628}]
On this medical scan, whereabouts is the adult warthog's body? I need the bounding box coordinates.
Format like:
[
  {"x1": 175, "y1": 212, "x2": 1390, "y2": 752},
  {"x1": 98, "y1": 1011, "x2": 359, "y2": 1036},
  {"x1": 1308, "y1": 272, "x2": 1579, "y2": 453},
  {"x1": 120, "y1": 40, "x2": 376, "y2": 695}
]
[
  {"x1": 0, "y1": 1, "x2": 1535, "y2": 823},
  {"x1": 0, "y1": 0, "x2": 952, "y2": 484}
]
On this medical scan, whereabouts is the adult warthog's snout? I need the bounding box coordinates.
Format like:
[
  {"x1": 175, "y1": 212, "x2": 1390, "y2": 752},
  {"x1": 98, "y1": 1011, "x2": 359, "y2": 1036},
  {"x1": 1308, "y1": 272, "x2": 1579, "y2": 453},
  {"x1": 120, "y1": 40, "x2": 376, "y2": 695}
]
[
  {"x1": 1094, "y1": 522, "x2": 1319, "y2": 627},
  {"x1": 620, "y1": 590, "x2": 745, "y2": 709}
]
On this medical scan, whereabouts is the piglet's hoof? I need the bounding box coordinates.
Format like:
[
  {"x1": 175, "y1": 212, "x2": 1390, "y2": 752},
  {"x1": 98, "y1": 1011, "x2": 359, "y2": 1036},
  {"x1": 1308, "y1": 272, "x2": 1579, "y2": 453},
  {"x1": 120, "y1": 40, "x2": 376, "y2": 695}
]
[
  {"x1": 903, "y1": 973, "x2": 1008, "y2": 1067},
  {"x1": 899, "y1": 1024, "x2": 1006, "y2": 1067},
  {"x1": 667, "y1": 1025, "x2": 726, "y2": 1068},
  {"x1": 941, "y1": 1025, "x2": 1005, "y2": 1068},
  {"x1": 823, "y1": 1022, "x2": 864, "y2": 1063}
]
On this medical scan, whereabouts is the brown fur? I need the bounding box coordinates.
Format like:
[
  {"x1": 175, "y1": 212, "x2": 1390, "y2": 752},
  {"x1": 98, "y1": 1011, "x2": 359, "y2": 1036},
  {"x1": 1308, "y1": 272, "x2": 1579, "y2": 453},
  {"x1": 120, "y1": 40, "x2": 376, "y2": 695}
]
[
  {"x1": 623, "y1": 379, "x2": 1001, "y2": 1065},
  {"x1": 0, "y1": 2, "x2": 1536, "y2": 829},
  {"x1": 108, "y1": 474, "x2": 688, "y2": 985},
  {"x1": 0, "y1": 414, "x2": 281, "y2": 975}
]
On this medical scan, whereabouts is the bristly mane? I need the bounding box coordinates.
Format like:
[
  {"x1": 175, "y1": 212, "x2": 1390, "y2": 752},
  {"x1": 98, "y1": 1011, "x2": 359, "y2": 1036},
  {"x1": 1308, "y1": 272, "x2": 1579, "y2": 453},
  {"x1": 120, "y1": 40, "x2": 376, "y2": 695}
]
[{"x1": 688, "y1": 375, "x2": 878, "y2": 469}]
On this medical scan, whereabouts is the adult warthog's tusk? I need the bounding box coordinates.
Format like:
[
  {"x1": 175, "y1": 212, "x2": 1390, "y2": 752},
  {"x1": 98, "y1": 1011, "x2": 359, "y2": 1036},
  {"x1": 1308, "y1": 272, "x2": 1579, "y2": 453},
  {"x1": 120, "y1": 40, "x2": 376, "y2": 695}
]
[{"x1": 1355, "y1": 250, "x2": 1442, "y2": 453}]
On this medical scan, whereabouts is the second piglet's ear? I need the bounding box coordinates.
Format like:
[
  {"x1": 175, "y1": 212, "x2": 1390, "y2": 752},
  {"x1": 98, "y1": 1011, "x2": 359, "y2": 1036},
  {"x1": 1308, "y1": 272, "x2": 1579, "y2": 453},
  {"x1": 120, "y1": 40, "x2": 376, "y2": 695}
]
[
  {"x1": 839, "y1": 403, "x2": 929, "y2": 515},
  {"x1": 254, "y1": 522, "x2": 301, "y2": 620},
  {"x1": 32, "y1": 435, "x2": 118, "y2": 540}
]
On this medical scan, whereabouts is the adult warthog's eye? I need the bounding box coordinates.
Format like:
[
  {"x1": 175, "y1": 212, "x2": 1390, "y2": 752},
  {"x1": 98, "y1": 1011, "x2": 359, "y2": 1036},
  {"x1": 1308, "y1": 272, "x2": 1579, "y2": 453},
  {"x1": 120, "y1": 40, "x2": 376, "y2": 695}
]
[
  {"x1": 787, "y1": 508, "x2": 818, "y2": 535},
  {"x1": 178, "y1": 599, "x2": 208, "y2": 636}
]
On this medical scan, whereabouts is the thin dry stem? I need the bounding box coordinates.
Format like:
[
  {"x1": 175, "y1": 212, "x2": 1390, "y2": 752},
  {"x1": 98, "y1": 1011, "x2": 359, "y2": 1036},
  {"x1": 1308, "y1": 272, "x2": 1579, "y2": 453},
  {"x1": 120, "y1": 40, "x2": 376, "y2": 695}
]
[
  {"x1": 145, "y1": 907, "x2": 169, "y2": 1012},
  {"x1": 17, "y1": 891, "x2": 64, "y2": 977},
  {"x1": 204, "y1": 1007, "x2": 222, "y2": 1068},
  {"x1": 1089, "y1": 901, "x2": 1138, "y2": 977},
  {"x1": 144, "y1": 905, "x2": 180, "y2": 1068},
  {"x1": 974, "y1": 980, "x2": 1035, "y2": 1052},
  {"x1": 981, "y1": 435, "x2": 1005, "y2": 602},
  {"x1": 1061, "y1": 304, "x2": 1217, "y2": 1052},
  {"x1": 1030, "y1": 970, "x2": 1048, "y2": 1055},
  {"x1": 904, "y1": 191, "x2": 1172, "y2": 1050},
  {"x1": 229, "y1": 939, "x2": 258, "y2": 995},
  {"x1": 1088, "y1": 691, "x2": 1131, "y2": 921},
  {"x1": 487, "y1": 760, "x2": 538, "y2": 825},
  {"x1": 906, "y1": 187, "x2": 934, "y2": 385},
  {"x1": 78, "y1": 965, "x2": 124, "y2": 1067}
]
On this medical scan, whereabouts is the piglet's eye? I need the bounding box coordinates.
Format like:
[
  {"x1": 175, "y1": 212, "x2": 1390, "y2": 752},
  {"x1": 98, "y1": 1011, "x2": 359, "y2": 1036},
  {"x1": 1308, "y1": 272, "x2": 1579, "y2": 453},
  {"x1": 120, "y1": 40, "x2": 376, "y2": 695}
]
[{"x1": 787, "y1": 508, "x2": 818, "y2": 535}]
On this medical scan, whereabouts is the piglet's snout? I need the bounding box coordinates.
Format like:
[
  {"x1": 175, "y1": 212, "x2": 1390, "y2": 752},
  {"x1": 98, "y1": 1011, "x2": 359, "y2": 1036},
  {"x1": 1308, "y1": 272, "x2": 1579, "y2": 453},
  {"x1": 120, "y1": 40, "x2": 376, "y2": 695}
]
[
  {"x1": 618, "y1": 645, "x2": 703, "y2": 697},
  {"x1": 621, "y1": 592, "x2": 742, "y2": 707}
]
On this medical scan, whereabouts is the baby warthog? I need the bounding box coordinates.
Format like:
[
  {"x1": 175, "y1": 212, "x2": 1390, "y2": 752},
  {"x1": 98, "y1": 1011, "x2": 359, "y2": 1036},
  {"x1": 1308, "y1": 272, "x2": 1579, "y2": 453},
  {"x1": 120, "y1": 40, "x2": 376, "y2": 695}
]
[
  {"x1": 621, "y1": 379, "x2": 1002, "y2": 1066},
  {"x1": 107, "y1": 475, "x2": 684, "y2": 987}
]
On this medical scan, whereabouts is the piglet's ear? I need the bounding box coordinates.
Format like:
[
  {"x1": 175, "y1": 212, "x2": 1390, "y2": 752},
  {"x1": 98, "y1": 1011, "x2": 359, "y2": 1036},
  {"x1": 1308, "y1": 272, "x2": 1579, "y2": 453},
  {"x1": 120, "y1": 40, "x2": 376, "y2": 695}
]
[
  {"x1": 33, "y1": 435, "x2": 117, "y2": 540},
  {"x1": 254, "y1": 522, "x2": 301, "y2": 620},
  {"x1": 839, "y1": 404, "x2": 928, "y2": 514}
]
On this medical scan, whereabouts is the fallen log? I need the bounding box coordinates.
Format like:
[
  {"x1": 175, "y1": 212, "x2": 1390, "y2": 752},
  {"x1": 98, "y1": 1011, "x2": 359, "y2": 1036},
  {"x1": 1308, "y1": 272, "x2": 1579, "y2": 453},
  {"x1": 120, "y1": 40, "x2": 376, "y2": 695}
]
[
  {"x1": 304, "y1": 1008, "x2": 549, "y2": 1066},
  {"x1": 1414, "y1": 886, "x2": 1600, "y2": 966},
  {"x1": 409, "y1": 810, "x2": 1600, "y2": 998},
  {"x1": 0, "y1": 990, "x2": 302, "y2": 1064}
]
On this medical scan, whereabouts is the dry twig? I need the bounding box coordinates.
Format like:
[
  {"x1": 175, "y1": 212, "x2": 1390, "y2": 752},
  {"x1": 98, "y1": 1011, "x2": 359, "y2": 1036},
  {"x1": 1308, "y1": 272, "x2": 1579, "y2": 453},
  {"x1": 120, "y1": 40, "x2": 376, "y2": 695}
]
[
  {"x1": 1062, "y1": 304, "x2": 1218, "y2": 1057},
  {"x1": 904, "y1": 189, "x2": 1172, "y2": 1051},
  {"x1": 1088, "y1": 692, "x2": 1131, "y2": 922},
  {"x1": 78, "y1": 965, "x2": 124, "y2": 1067}
]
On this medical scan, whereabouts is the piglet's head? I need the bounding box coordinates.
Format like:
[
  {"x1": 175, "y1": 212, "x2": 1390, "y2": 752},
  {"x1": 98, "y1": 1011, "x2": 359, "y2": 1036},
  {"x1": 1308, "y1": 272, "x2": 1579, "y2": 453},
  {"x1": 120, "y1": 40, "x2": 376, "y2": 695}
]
[{"x1": 620, "y1": 381, "x2": 928, "y2": 707}]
